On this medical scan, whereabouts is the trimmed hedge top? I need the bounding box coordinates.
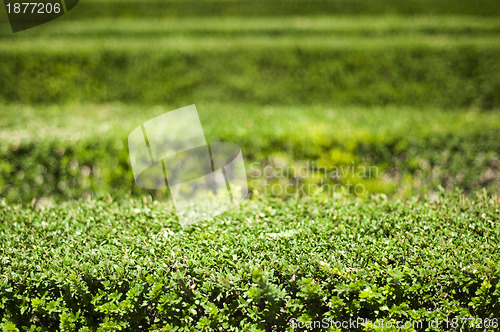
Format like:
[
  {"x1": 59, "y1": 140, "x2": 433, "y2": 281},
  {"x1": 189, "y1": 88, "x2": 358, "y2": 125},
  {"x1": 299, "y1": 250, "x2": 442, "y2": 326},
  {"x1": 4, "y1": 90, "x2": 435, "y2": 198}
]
[{"x1": 0, "y1": 193, "x2": 499, "y2": 330}]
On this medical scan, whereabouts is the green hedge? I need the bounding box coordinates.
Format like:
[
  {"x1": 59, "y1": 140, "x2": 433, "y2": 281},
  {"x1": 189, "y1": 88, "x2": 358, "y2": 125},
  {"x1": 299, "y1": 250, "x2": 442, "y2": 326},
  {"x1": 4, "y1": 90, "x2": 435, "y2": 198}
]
[
  {"x1": 1, "y1": 45, "x2": 499, "y2": 108},
  {"x1": 0, "y1": 125, "x2": 498, "y2": 203},
  {"x1": 0, "y1": 194, "x2": 498, "y2": 330},
  {"x1": 37, "y1": 0, "x2": 500, "y2": 18}
]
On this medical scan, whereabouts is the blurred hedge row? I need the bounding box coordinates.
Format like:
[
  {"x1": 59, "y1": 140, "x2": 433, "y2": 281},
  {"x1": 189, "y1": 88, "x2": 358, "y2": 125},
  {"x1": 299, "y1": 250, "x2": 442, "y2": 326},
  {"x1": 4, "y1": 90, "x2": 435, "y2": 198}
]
[
  {"x1": 0, "y1": 46, "x2": 500, "y2": 109},
  {"x1": 1, "y1": 46, "x2": 499, "y2": 109},
  {"x1": 49, "y1": 0, "x2": 500, "y2": 18},
  {"x1": 0, "y1": 195, "x2": 499, "y2": 330},
  {"x1": 0, "y1": 127, "x2": 498, "y2": 203}
]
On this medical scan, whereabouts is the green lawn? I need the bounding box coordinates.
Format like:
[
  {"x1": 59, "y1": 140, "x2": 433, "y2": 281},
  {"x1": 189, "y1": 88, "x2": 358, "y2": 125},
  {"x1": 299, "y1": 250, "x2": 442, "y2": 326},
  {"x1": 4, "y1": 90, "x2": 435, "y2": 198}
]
[{"x1": 3, "y1": 16, "x2": 500, "y2": 39}]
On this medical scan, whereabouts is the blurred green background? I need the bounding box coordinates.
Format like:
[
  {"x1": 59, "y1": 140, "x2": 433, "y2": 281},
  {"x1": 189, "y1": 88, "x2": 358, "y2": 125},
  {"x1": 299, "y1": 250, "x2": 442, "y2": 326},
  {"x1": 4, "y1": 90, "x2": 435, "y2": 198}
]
[{"x1": 0, "y1": 0, "x2": 499, "y2": 202}]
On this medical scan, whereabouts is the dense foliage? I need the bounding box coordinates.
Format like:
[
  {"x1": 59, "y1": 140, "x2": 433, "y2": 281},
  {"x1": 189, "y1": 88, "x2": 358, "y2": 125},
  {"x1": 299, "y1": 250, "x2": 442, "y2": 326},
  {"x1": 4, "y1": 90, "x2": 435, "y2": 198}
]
[
  {"x1": 0, "y1": 194, "x2": 499, "y2": 331},
  {"x1": 0, "y1": 105, "x2": 499, "y2": 203}
]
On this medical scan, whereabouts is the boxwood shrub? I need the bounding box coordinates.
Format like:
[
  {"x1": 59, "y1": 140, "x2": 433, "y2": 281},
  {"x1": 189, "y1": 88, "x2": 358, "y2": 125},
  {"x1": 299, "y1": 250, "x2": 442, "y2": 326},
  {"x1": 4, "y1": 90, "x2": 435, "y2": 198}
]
[{"x1": 0, "y1": 193, "x2": 498, "y2": 331}]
